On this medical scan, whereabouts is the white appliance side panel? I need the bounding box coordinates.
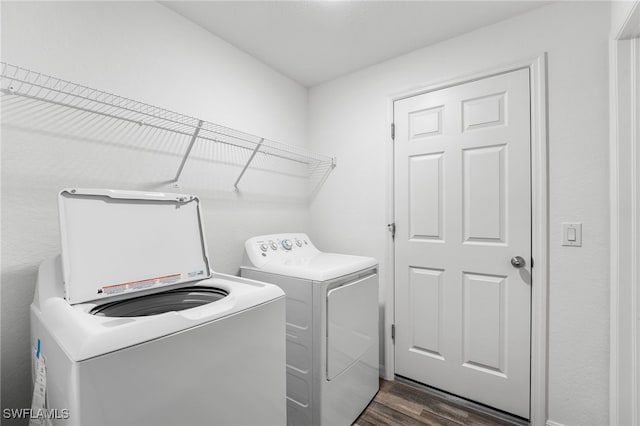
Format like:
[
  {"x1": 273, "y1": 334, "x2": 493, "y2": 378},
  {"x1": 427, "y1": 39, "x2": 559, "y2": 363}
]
[
  {"x1": 74, "y1": 298, "x2": 285, "y2": 426},
  {"x1": 326, "y1": 273, "x2": 378, "y2": 380},
  {"x1": 30, "y1": 307, "x2": 82, "y2": 426},
  {"x1": 240, "y1": 268, "x2": 313, "y2": 426}
]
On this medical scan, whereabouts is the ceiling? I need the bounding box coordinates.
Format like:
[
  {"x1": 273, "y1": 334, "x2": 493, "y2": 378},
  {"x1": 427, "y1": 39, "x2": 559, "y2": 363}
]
[{"x1": 162, "y1": 1, "x2": 548, "y2": 87}]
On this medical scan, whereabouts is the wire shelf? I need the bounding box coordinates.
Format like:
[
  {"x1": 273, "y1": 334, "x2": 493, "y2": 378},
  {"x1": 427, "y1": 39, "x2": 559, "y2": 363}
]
[{"x1": 0, "y1": 62, "x2": 336, "y2": 192}]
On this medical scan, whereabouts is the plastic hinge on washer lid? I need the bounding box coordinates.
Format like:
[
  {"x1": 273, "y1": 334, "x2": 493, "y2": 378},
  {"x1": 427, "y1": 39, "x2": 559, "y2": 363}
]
[{"x1": 58, "y1": 189, "x2": 212, "y2": 305}]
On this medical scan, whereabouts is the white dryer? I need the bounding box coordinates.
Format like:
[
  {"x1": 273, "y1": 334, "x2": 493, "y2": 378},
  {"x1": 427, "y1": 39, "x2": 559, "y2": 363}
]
[
  {"x1": 30, "y1": 189, "x2": 286, "y2": 426},
  {"x1": 241, "y1": 233, "x2": 379, "y2": 426}
]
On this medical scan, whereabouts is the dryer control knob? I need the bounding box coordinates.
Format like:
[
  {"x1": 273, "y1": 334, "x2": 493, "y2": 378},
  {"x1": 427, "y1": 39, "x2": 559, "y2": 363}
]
[
  {"x1": 269, "y1": 241, "x2": 278, "y2": 250},
  {"x1": 282, "y1": 239, "x2": 293, "y2": 250},
  {"x1": 259, "y1": 243, "x2": 268, "y2": 252},
  {"x1": 295, "y1": 239, "x2": 302, "y2": 247}
]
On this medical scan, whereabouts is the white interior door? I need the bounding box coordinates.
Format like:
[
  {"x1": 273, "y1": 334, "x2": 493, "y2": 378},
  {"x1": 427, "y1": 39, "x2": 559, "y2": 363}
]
[{"x1": 393, "y1": 68, "x2": 531, "y2": 418}]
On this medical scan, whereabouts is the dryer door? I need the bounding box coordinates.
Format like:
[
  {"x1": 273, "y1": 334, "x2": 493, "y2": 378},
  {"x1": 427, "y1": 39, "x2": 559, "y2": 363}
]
[{"x1": 326, "y1": 272, "x2": 378, "y2": 380}]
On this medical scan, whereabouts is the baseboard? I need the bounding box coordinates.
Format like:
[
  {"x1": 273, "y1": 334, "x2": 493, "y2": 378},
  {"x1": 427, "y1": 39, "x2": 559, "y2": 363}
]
[{"x1": 546, "y1": 420, "x2": 566, "y2": 426}]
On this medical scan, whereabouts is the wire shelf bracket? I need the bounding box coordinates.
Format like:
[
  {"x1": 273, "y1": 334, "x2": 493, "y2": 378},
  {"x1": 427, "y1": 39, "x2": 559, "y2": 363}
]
[
  {"x1": 173, "y1": 120, "x2": 204, "y2": 186},
  {"x1": 234, "y1": 138, "x2": 264, "y2": 190}
]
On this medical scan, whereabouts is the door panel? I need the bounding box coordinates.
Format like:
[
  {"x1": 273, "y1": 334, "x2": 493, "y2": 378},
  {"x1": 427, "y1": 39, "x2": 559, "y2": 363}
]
[
  {"x1": 462, "y1": 92, "x2": 505, "y2": 130},
  {"x1": 463, "y1": 144, "x2": 506, "y2": 242},
  {"x1": 462, "y1": 272, "x2": 507, "y2": 375},
  {"x1": 394, "y1": 69, "x2": 531, "y2": 418},
  {"x1": 409, "y1": 267, "x2": 443, "y2": 358},
  {"x1": 408, "y1": 154, "x2": 444, "y2": 240}
]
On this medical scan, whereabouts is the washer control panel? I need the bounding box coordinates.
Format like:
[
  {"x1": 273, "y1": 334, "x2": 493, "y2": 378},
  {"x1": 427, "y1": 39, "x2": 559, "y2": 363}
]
[{"x1": 244, "y1": 233, "x2": 319, "y2": 268}]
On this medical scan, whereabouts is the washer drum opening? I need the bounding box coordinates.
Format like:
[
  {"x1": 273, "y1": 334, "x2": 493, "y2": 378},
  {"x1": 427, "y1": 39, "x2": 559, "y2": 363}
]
[{"x1": 90, "y1": 286, "x2": 229, "y2": 317}]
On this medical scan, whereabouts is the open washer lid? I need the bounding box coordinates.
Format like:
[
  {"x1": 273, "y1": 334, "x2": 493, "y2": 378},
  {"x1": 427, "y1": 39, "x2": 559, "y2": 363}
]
[{"x1": 58, "y1": 189, "x2": 212, "y2": 304}]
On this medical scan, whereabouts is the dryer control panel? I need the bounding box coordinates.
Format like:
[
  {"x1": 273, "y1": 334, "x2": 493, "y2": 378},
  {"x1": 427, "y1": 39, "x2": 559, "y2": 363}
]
[
  {"x1": 243, "y1": 233, "x2": 320, "y2": 269},
  {"x1": 242, "y1": 233, "x2": 377, "y2": 282}
]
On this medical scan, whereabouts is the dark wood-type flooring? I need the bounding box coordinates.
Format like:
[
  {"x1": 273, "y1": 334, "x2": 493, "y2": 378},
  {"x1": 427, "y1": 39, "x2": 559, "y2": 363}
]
[{"x1": 353, "y1": 380, "x2": 527, "y2": 426}]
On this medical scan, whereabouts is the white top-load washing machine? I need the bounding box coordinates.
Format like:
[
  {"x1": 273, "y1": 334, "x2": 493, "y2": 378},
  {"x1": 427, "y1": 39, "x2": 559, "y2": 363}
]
[
  {"x1": 30, "y1": 189, "x2": 286, "y2": 426},
  {"x1": 241, "y1": 233, "x2": 379, "y2": 426}
]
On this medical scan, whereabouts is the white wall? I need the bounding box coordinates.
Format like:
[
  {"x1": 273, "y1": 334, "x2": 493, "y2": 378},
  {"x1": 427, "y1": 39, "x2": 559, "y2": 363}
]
[
  {"x1": 308, "y1": 2, "x2": 611, "y2": 425},
  {"x1": 1, "y1": 1, "x2": 309, "y2": 417}
]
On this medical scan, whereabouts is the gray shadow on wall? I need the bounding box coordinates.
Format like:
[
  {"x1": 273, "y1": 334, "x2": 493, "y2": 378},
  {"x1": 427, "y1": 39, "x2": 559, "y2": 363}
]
[{"x1": 1, "y1": 267, "x2": 39, "y2": 423}]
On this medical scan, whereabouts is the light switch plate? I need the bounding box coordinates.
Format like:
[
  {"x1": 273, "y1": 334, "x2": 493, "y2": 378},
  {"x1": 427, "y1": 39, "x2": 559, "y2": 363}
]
[{"x1": 562, "y1": 222, "x2": 582, "y2": 247}]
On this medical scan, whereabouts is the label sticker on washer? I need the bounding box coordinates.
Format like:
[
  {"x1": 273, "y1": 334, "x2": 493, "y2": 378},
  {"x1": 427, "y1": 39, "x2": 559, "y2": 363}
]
[
  {"x1": 97, "y1": 273, "x2": 182, "y2": 295},
  {"x1": 29, "y1": 346, "x2": 51, "y2": 426}
]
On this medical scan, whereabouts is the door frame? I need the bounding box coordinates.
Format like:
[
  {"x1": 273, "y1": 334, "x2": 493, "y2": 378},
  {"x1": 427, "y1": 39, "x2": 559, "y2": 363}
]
[
  {"x1": 384, "y1": 54, "x2": 549, "y2": 425},
  {"x1": 610, "y1": 3, "x2": 640, "y2": 425}
]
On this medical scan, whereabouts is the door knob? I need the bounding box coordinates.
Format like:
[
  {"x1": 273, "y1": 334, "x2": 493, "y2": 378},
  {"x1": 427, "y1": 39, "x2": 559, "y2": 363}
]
[{"x1": 511, "y1": 256, "x2": 526, "y2": 268}]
